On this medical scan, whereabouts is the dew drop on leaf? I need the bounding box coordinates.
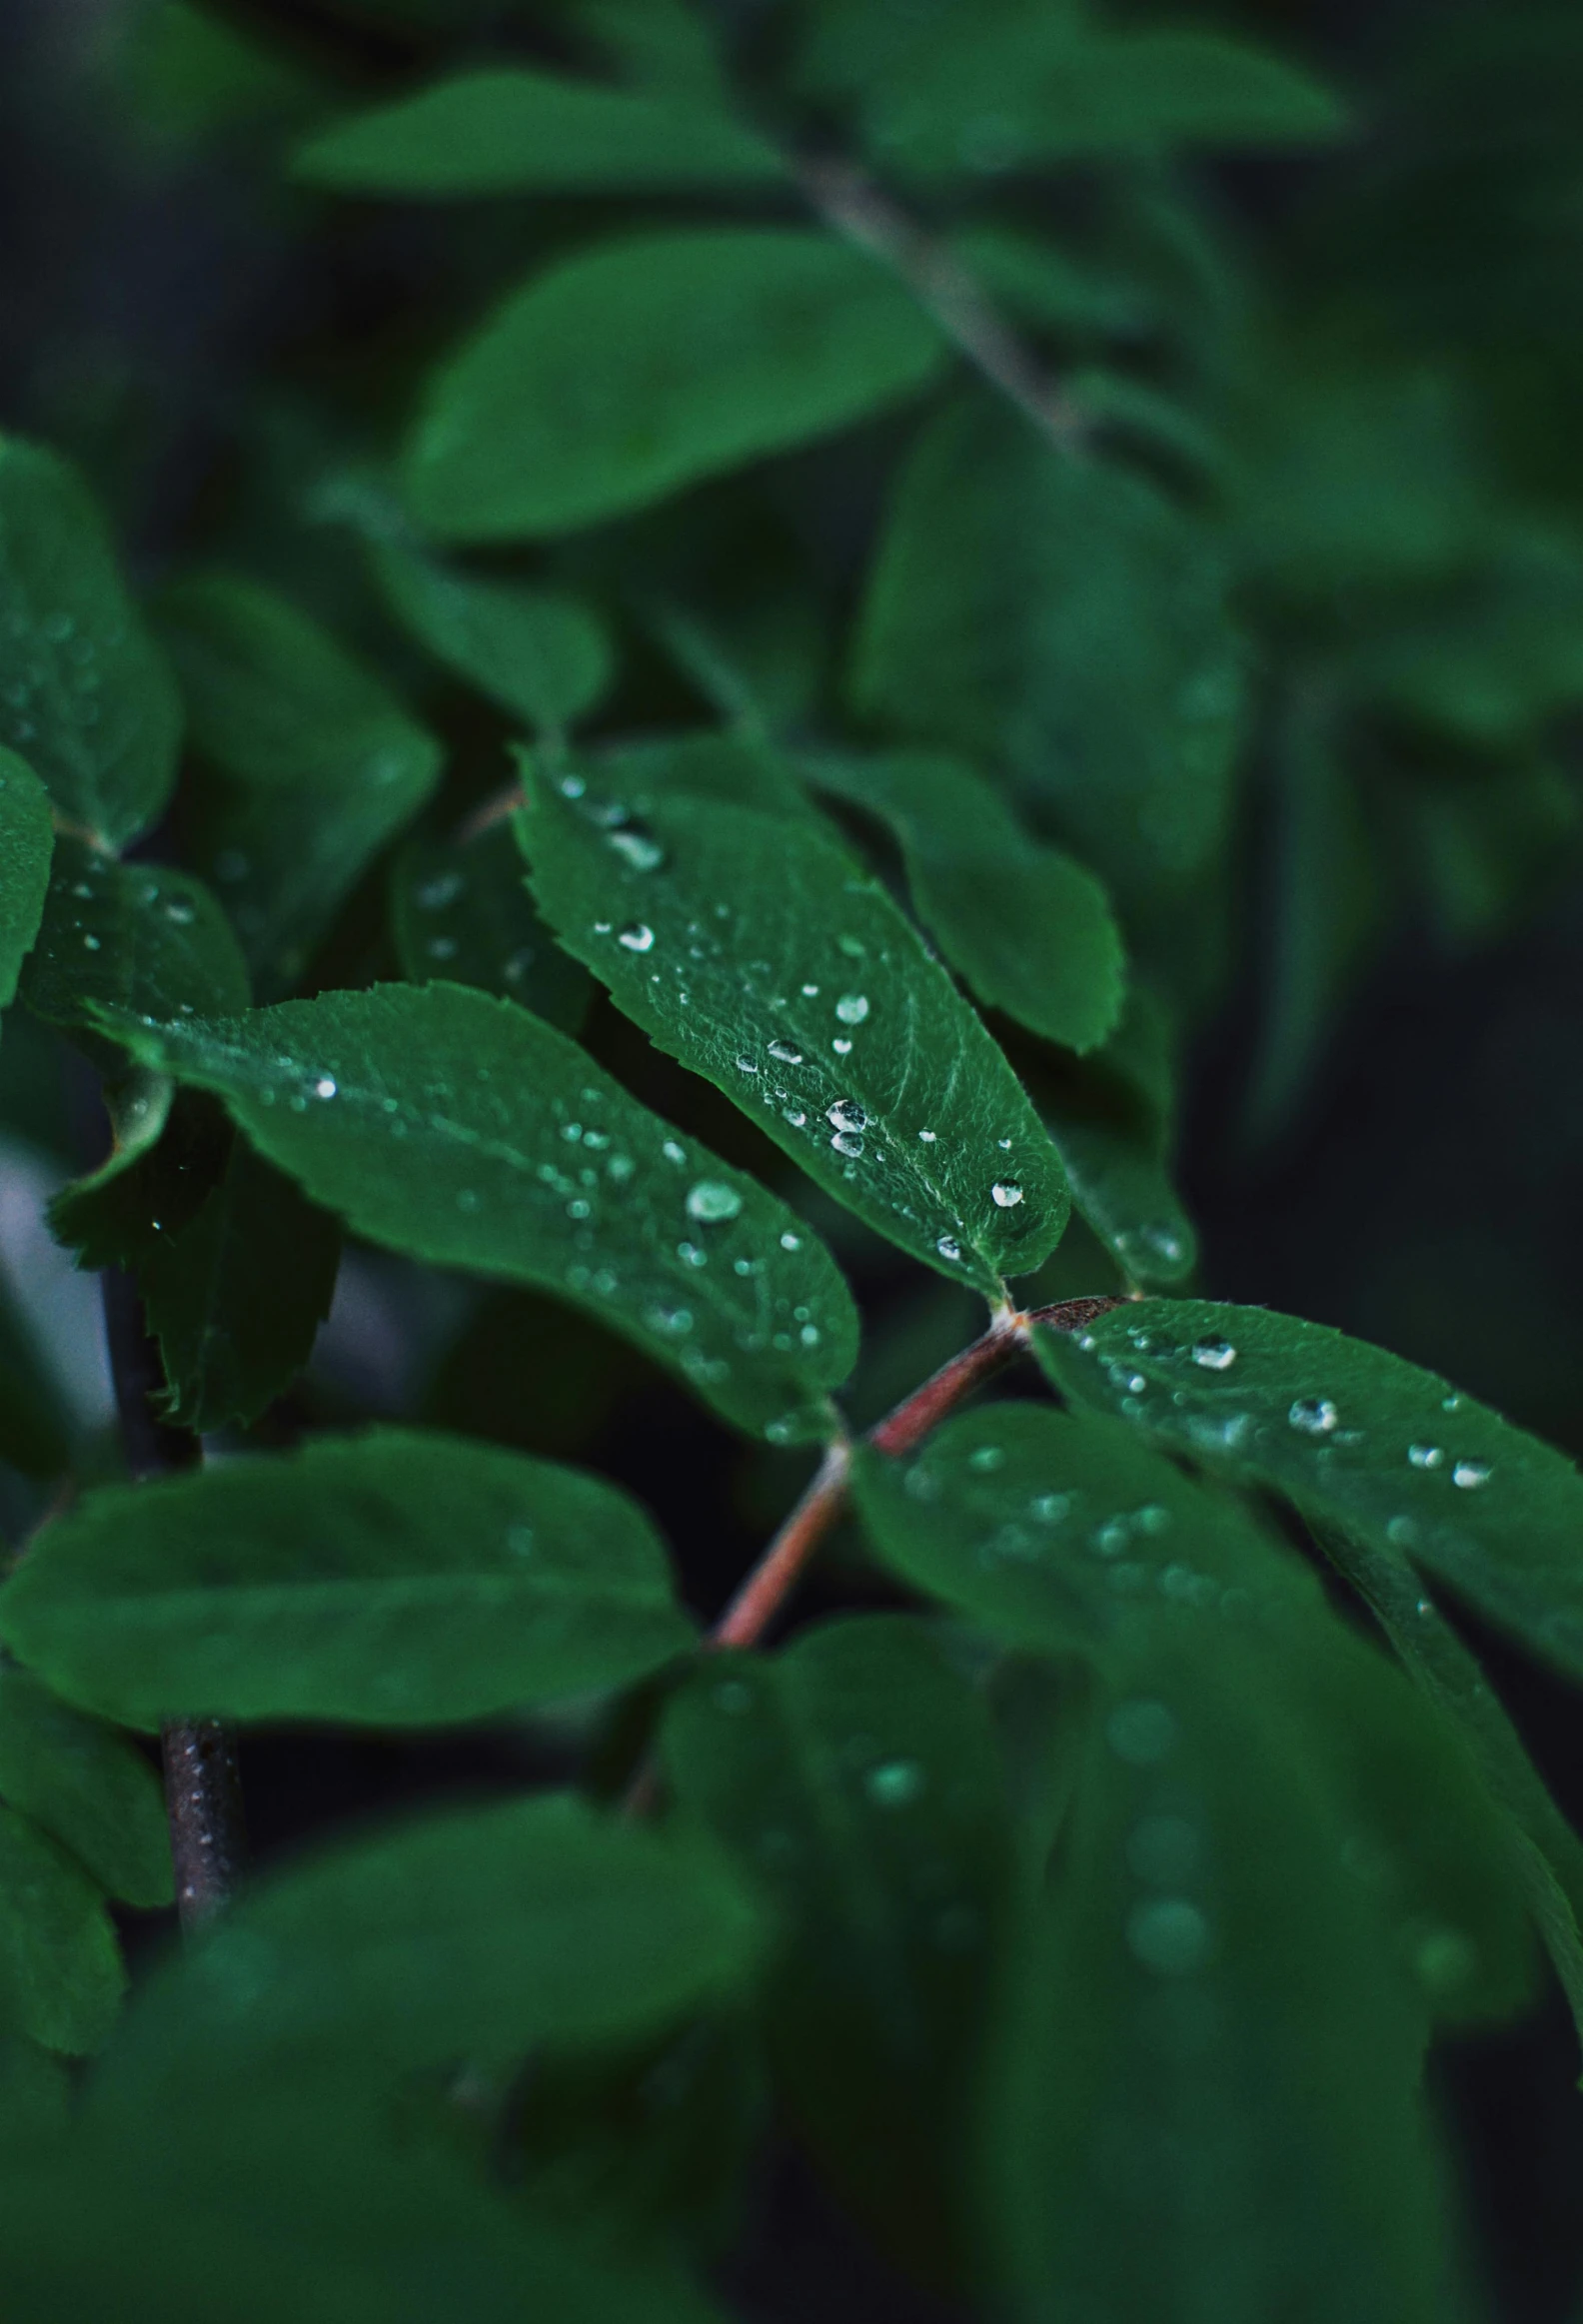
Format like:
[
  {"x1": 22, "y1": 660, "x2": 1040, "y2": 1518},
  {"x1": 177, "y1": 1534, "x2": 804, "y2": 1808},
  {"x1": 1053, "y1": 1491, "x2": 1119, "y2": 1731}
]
[
  {"x1": 618, "y1": 923, "x2": 655, "y2": 952},
  {"x1": 685, "y1": 1179, "x2": 744, "y2": 1224},
  {"x1": 863, "y1": 1758, "x2": 925, "y2": 1808},
  {"x1": 1287, "y1": 1397, "x2": 1339, "y2": 1437},
  {"x1": 1407, "y1": 1444, "x2": 1444, "y2": 1470},
  {"x1": 990, "y1": 1180, "x2": 1024, "y2": 1208},
  {"x1": 834, "y1": 993, "x2": 869, "y2": 1025},
  {"x1": 1190, "y1": 1339, "x2": 1236, "y2": 1371},
  {"x1": 1452, "y1": 1459, "x2": 1492, "y2": 1490}
]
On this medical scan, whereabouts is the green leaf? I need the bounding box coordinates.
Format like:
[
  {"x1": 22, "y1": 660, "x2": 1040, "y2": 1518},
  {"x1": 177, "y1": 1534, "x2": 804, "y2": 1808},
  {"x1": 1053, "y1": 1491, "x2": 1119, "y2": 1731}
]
[
  {"x1": 852, "y1": 397, "x2": 1246, "y2": 904},
  {"x1": 0, "y1": 1804, "x2": 124, "y2": 2053},
  {"x1": 404, "y1": 230, "x2": 947, "y2": 544},
  {"x1": 854, "y1": 1403, "x2": 1533, "y2": 2028},
  {"x1": 663, "y1": 1616, "x2": 1013, "y2": 2284},
  {"x1": 0, "y1": 434, "x2": 182, "y2": 848},
  {"x1": 1037, "y1": 1301, "x2": 1583, "y2": 1686},
  {"x1": 522, "y1": 769, "x2": 1069, "y2": 1294},
  {"x1": 294, "y1": 65, "x2": 789, "y2": 196},
  {"x1": 983, "y1": 1634, "x2": 1460, "y2": 2324},
  {"x1": 371, "y1": 543, "x2": 614, "y2": 734},
  {"x1": 157, "y1": 573, "x2": 444, "y2": 993},
  {"x1": 0, "y1": 2032, "x2": 70, "y2": 2162},
  {"x1": 85, "y1": 982, "x2": 857, "y2": 1443},
  {"x1": 98, "y1": 1790, "x2": 764, "y2": 2100},
  {"x1": 0, "y1": 1668, "x2": 171, "y2": 1908},
  {"x1": 19, "y1": 832, "x2": 250, "y2": 1035},
  {"x1": 945, "y1": 226, "x2": 1160, "y2": 345},
  {"x1": 803, "y1": 748, "x2": 1125, "y2": 1053},
  {"x1": 0, "y1": 749, "x2": 54, "y2": 1010},
  {"x1": 0, "y1": 1270, "x2": 73, "y2": 1480},
  {"x1": 391, "y1": 820, "x2": 595, "y2": 1030},
  {"x1": 0, "y1": 1426, "x2": 696, "y2": 1729}
]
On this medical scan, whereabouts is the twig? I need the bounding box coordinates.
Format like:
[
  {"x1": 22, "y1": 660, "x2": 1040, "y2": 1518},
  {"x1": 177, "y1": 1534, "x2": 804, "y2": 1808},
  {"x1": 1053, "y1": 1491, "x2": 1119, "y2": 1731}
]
[
  {"x1": 101, "y1": 1269, "x2": 245, "y2": 1928},
  {"x1": 796, "y1": 155, "x2": 1091, "y2": 457}
]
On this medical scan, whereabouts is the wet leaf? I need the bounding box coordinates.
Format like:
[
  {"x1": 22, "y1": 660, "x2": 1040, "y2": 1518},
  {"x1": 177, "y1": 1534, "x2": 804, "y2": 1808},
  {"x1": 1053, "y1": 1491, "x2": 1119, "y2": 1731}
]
[
  {"x1": 0, "y1": 1668, "x2": 171, "y2": 1908},
  {"x1": 0, "y1": 748, "x2": 54, "y2": 1010},
  {"x1": 392, "y1": 820, "x2": 594, "y2": 1031},
  {"x1": 1, "y1": 1427, "x2": 696, "y2": 1730},
  {"x1": 0, "y1": 435, "x2": 182, "y2": 848},
  {"x1": 404, "y1": 230, "x2": 947, "y2": 543},
  {"x1": 522, "y1": 768, "x2": 1068, "y2": 1295},
  {"x1": 93, "y1": 982, "x2": 857, "y2": 1443},
  {"x1": 371, "y1": 543, "x2": 614, "y2": 734},
  {"x1": 20, "y1": 833, "x2": 249, "y2": 1036}
]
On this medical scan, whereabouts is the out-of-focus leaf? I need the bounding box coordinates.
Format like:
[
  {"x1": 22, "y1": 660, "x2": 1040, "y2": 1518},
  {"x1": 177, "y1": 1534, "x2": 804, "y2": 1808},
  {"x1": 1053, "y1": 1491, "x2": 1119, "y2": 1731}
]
[
  {"x1": 391, "y1": 821, "x2": 595, "y2": 1031},
  {"x1": 294, "y1": 66, "x2": 788, "y2": 196},
  {"x1": 371, "y1": 543, "x2": 614, "y2": 735},
  {"x1": 0, "y1": 435, "x2": 182, "y2": 848},
  {"x1": 20, "y1": 833, "x2": 250, "y2": 1036},
  {"x1": 94, "y1": 983, "x2": 858, "y2": 1444},
  {"x1": 118, "y1": 0, "x2": 326, "y2": 151},
  {"x1": 572, "y1": 0, "x2": 730, "y2": 99},
  {"x1": 158, "y1": 573, "x2": 443, "y2": 994},
  {"x1": 0, "y1": 1805, "x2": 124, "y2": 2053},
  {"x1": 945, "y1": 227, "x2": 1160, "y2": 345},
  {"x1": 404, "y1": 230, "x2": 947, "y2": 543},
  {"x1": 1398, "y1": 759, "x2": 1581, "y2": 947},
  {"x1": 1, "y1": 1427, "x2": 696, "y2": 1730},
  {"x1": 0, "y1": 1269, "x2": 73, "y2": 1479},
  {"x1": 522, "y1": 766, "x2": 1069, "y2": 1295},
  {"x1": 0, "y1": 750, "x2": 54, "y2": 1011},
  {"x1": 664, "y1": 1617, "x2": 1014, "y2": 2284},
  {"x1": 852, "y1": 397, "x2": 1246, "y2": 902},
  {"x1": 1037, "y1": 1300, "x2": 1583, "y2": 1687},
  {"x1": 0, "y1": 2031, "x2": 71, "y2": 2161},
  {"x1": 0, "y1": 1668, "x2": 170, "y2": 1908}
]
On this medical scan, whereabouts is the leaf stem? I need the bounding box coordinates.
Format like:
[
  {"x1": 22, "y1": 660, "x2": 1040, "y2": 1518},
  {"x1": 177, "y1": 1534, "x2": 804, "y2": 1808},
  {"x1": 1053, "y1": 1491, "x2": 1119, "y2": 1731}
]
[
  {"x1": 101, "y1": 1268, "x2": 245, "y2": 1927},
  {"x1": 795, "y1": 154, "x2": 1091, "y2": 457}
]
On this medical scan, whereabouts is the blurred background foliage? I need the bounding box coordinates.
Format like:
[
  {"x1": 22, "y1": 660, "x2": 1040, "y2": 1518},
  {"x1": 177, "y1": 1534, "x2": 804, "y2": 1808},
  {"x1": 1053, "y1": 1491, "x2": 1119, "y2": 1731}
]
[{"x1": 6, "y1": 1, "x2": 1583, "y2": 2313}]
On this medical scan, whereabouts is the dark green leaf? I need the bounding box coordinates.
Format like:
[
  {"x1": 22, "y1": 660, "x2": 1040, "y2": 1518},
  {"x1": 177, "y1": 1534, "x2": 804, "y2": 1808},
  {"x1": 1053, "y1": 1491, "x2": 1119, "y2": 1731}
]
[
  {"x1": 0, "y1": 434, "x2": 182, "y2": 848},
  {"x1": 1037, "y1": 1300, "x2": 1583, "y2": 1686},
  {"x1": 0, "y1": 1426, "x2": 696, "y2": 1729},
  {"x1": 404, "y1": 230, "x2": 947, "y2": 543},
  {"x1": 0, "y1": 1667, "x2": 170, "y2": 1908},
  {"x1": 87, "y1": 983, "x2": 858, "y2": 1442},
  {"x1": 0, "y1": 749, "x2": 54, "y2": 1010},
  {"x1": 522, "y1": 769, "x2": 1069, "y2": 1294},
  {"x1": 158, "y1": 573, "x2": 443, "y2": 993},
  {"x1": 852, "y1": 397, "x2": 1247, "y2": 902},
  {"x1": 804, "y1": 748, "x2": 1125, "y2": 1053},
  {"x1": 0, "y1": 1804, "x2": 124, "y2": 2052},
  {"x1": 984, "y1": 1633, "x2": 1459, "y2": 2324},
  {"x1": 98, "y1": 1791, "x2": 764, "y2": 2100},
  {"x1": 663, "y1": 1616, "x2": 1013, "y2": 2284},
  {"x1": 0, "y1": 1268, "x2": 74, "y2": 1479},
  {"x1": 1042, "y1": 1110, "x2": 1196, "y2": 1290},
  {"x1": 945, "y1": 226, "x2": 1160, "y2": 345},
  {"x1": 21, "y1": 833, "x2": 249, "y2": 1040},
  {"x1": 0, "y1": 2031, "x2": 70, "y2": 2161},
  {"x1": 294, "y1": 65, "x2": 788, "y2": 196},
  {"x1": 536, "y1": 731, "x2": 813, "y2": 821},
  {"x1": 391, "y1": 820, "x2": 595, "y2": 1030},
  {"x1": 371, "y1": 543, "x2": 614, "y2": 734}
]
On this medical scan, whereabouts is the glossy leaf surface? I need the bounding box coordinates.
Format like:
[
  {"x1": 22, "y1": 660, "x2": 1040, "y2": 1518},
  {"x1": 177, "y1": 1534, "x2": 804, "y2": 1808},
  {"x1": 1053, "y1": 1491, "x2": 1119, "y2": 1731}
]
[
  {"x1": 0, "y1": 434, "x2": 181, "y2": 847},
  {"x1": 372, "y1": 543, "x2": 614, "y2": 734},
  {"x1": 0, "y1": 1668, "x2": 171, "y2": 1908},
  {"x1": 404, "y1": 230, "x2": 946, "y2": 543},
  {"x1": 21, "y1": 833, "x2": 249, "y2": 1035},
  {"x1": 296, "y1": 65, "x2": 788, "y2": 195},
  {"x1": 523, "y1": 772, "x2": 1068, "y2": 1294},
  {"x1": 96, "y1": 982, "x2": 857, "y2": 1442},
  {"x1": 0, "y1": 748, "x2": 54, "y2": 1009},
  {"x1": 0, "y1": 1427, "x2": 695, "y2": 1728},
  {"x1": 392, "y1": 820, "x2": 594, "y2": 1030},
  {"x1": 1038, "y1": 1300, "x2": 1583, "y2": 1683}
]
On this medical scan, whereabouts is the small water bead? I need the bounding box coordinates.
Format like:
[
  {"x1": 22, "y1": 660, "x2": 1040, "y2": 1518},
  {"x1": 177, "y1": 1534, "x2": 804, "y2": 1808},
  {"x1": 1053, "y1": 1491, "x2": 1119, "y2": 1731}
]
[
  {"x1": 1190, "y1": 1340, "x2": 1236, "y2": 1372},
  {"x1": 1408, "y1": 1444, "x2": 1444, "y2": 1471},
  {"x1": 799, "y1": 1324, "x2": 820, "y2": 1348},
  {"x1": 662, "y1": 1140, "x2": 686, "y2": 1165},
  {"x1": 416, "y1": 871, "x2": 464, "y2": 911},
  {"x1": 1031, "y1": 1493, "x2": 1072, "y2": 1524},
  {"x1": 990, "y1": 1181, "x2": 1024, "y2": 1209},
  {"x1": 559, "y1": 773, "x2": 587, "y2": 799},
  {"x1": 918, "y1": 1128, "x2": 937, "y2": 1144},
  {"x1": 82, "y1": 933, "x2": 101, "y2": 951},
  {"x1": 608, "y1": 829, "x2": 665, "y2": 872},
  {"x1": 1105, "y1": 1699, "x2": 1177, "y2": 1765},
  {"x1": 686, "y1": 1180, "x2": 743, "y2": 1225},
  {"x1": 837, "y1": 934, "x2": 864, "y2": 959},
  {"x1": 800, "y1": 983, "x2": 819, "y2": 997},
  {"x1": 968, "y1": 1445, "x2": 1005, "y2": 1474},
  {"x1": 428, "y1": 937, "x2": 458, "y2": 961},
  {"x1": 1442, "y1": 1394, "x2": 1463, "y2": 1413},
  {"x1": 864, "y1": 1758, "x2": 925, "y2": 1809},
  {"x1": 831, "y1": 1037, "x2": 853, "y2": 1055},
  {"x1": 1453, "y1": 1459, "x2": 1492, "y2": 1490},
  {"x1": 834, "y1": 993, "x2": 869, "y2": 1025},
  {"x1": 1288, "y1": 1398, "x2": 1338, "y2": 1437},
  {"x1": 313, "y1": 1077, "x2": 337, "y2": 1100},
  {"x1": 618, "y1": 923, "x2": 655, "y2": 952},
  {"x1": 784, "y1": 1108, "x2": 807, "y2": 1128},
  {"x1": 568, "y1": 1198, "x2": 592, "y2": 1221},
  {"x1": 826, "y1": 1100, "x2": 867, "y2": 1137},
  {"x1": 830, "y1": 1129, "x2": 864, "y2": 1159},
  {"x1": 163, "y1": 897, "x2": 196, "y2": 927},
  {"x1": 779, "y1": 1230, "x2": 801, "y2": 1251},
  {"x1": 936, "y1": 1235, "x2": 962, "y2": 1262},
  {"x1": 768, "y1": 1040, "x2": 802, "y2": 1065},
  {"x1": 1126, "y1": 1898, "x2": 1214, "y2": 1977},
  {"x1": 735, "y1": 1056, "x2": 759, "y2": 1075},
  {"x1": 1125, "y1": 1374, "x2": 1146, "y2": 1395},
  {"x1": 678, "y1": 1241, "x2": 707, "y2": 1268}
]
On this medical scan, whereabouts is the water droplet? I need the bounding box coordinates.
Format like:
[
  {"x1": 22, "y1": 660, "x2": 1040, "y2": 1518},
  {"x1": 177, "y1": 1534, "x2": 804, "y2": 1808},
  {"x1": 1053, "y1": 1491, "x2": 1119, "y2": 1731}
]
[
  {"x1": 769, "y1": 1039, "x2": 802, "y2": 1065},
  {"x1": 1126, "y1": 1898, "x2": 1214, "y2": 1977},
  {"x1": 163, "y1": 897, "x2": 196, "y2": 926},
  {"x1": 1408, "y1": 1444, "x2": 1444, "y2": 1470},
  {"x1": 1452, "y1": 1459, "x2": 1491, "y2": 1490},
  {"x1": 558, "y1": 772, "x2": 587, "y2": 799},
  {"x1": 608, "y1": 829, "x2": 665, "y2": 872},
  {"x1": 82, "y1": 932, "x2": 101, "y2": 951},
  {"x1": 784, "y1": 1107, "x2": 807, "y2": 1128},
  {"x1": 618, "y1": 923, "x2": 655, "y2": 952},
  {"x1": 1106, "y1": 1700, "x2": 1177, "y2": 1765},
  {"x1": 780, "y1": 1230, "x2": 801, "y2": 1251},
  {"x1": 313, "y1": 1077, "x2": 337, "y2": 1100},
  {"x1": 799, "y1": 1323, "x2": 820, "y2": 1347},
  {"x1": 968, "y1": 1445, "x2": 1005, "y2": 1474},
  {"x1": 834, "y1": 993, "x2": 869, "y2": 1025},
  {"x1": 1190, "y1": 1340, "x2": 1236, "y2": 1371},
  {"x1": 1135, "y1": 1505, "x2": 1172, "y2": 1536},
  {"x1": 826, "y1": 1100, "x2": 867, "y2": 1137},
  {"x1": 1031, "y1": 1493, "x2": 1071, "y2": 1524},
  {"x1": 735, "y1": 1055, "x2": 759, "y2": 1074},
  {"x1": 918, "y1": 1128, "x2": 937, "y2": 1144},
  {"x1": 662, "y1": 1140, "x2": 686, "y2": 1165},
  {"x1": 427, "y1": 936, "x2": 458, "y2": 960},
  {"x1": 864, "y1": 1758, "x2": 925, "y2": 1808},
  {"x1": 936, "y1": 1235, "x2": 961, "y2": 1262},
  {"x1": 686, "y1": 1179, "x2": 743, "y2": 1224},
  {"x1": 800, "y1": 983, "x2": 819, "y2": 997},
  {"x1": 1288, "y1": 1398, "x2": 1339, "y2": 1437},
  {"x1": 678, "y1": 1241, "x2": 707, "y2": 1268},
  {"x1": 416, "y1": 871, "x2": 464, "y2": 911},
  {"x1": 990, "y1": 1181, "x2": 1023, "y2": 1209},
  {"x1": 830, "y1": 1129, "x2": 864, "y2": 1159}
]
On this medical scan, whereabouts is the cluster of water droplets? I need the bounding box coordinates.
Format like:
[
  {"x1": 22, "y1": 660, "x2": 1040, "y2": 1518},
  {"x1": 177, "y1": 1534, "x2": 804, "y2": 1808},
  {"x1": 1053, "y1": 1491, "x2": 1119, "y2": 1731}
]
[{"x1": 0, "y1": 602, "x2": 111, "y2": 756}]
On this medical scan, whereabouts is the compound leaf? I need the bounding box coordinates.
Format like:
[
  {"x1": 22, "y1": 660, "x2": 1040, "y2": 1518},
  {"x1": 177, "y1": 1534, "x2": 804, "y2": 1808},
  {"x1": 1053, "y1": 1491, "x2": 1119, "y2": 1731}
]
[
  {"x1": 392, "y1": 820, "x2": 595, "y2": 1030},
  {"x1": 1, "y1": 1427, "x2": 695, "y2": 1730},
  {"x1": 404, "y1": 230, "x2": 947, "y2": 543},
  {"x1": 295, "y1": 65, "x2": 788, "y2": 196},
  {"x1": 0, "y1": 435, "x2": 182, "y2": 848},
  {"x1": 0, "y1": 1667, "x2": 171, "y2": 1909},
  {"x1": 0, "y1": 749, "x2": 54, "y2": 1009},
  {"x1": 92, "y1": 982, "x2": 857, "y2": 1444},
  {"x1": 522, "y1": 770, "x2": 1068, "y2": 1294},
  {"x1": 372, "y1": 543, "x2": 614, "y2": 735}
]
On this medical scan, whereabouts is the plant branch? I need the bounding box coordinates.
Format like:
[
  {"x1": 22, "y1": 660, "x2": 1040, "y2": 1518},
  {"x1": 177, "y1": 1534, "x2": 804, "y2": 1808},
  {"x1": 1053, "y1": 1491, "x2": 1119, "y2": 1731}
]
[
  {"x1": 796, "y1": 154, "x2": 1091, "y2": 457},
  {"x1": 101, "y1": 1269, "x2": 245, "y2": 1928}
]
